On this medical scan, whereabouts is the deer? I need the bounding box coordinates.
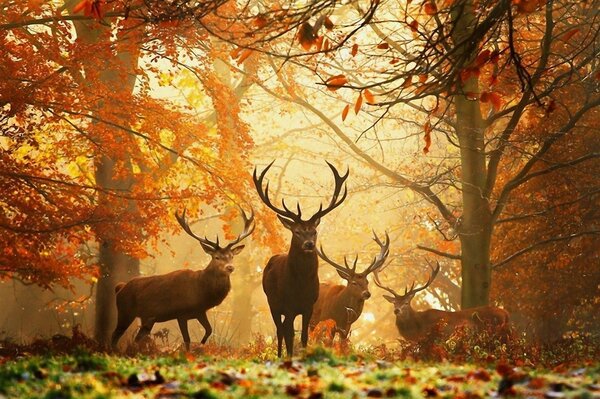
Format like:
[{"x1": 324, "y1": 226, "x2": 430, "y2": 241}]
[
  {"x1": 374, "y1": 262, "x2": 509, "y2": 343},
  {"x1": 253, "y1": 161, "x2": 348, "y2": 357},
  {"x1": 111, "y1": 207, "x2": 254, "y2": 351},
  {"x1": 310, "y1": 231, "x2": 390, "y2": 343}
]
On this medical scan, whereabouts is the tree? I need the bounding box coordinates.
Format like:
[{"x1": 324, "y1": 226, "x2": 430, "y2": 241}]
[{"x1": 256, "y1": 0, "x2": 600, "y2": 308}]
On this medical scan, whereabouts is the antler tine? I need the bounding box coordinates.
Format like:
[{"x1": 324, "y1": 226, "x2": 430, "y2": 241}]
[
  {"x1": 309, "y1": 161, "x2": 349, "y2": 222},
  {"x1": 363, "y1": 230, "x2": 390, "y2": 275},
  {"x1": 316, "y1": 245, "x2": 352, "y2": 279},
  {"x1": 253, "y1": 162, "x2": 302, "y2": 222},
  {"x1": 226, "y1": 206, "x2": 256, "y2": 248},
  {"x1": 405, "y1": 260, "x2": 441, "y2": 296},
  {"x1": 175, "y1": 208, "x2": 220, "y2": 251},
  {"x1": 373, "y1": 268, "x2": 401, "y2": 298}
]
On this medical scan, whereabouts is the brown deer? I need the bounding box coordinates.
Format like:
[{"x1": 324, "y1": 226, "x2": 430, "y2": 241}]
[
  {"x1": 111, "y1": 207, "x2": 254, "y2": 351},
  {"x1": 310, "y1": 231, "x2": 390, "y2": 342},
  {"x1": 253, "y1": 161, "x2": 348, "y2": 357},
  {"x1": 374, "y1": 262, "x2": 509, "y2": 343}
]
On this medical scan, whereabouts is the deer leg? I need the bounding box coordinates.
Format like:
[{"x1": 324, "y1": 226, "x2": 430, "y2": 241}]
[
  {"x1": 177, "y1": 319, "x2": 191, "y2": 351},
  {"x1": 300, "y1": 310, "x2": 313, "y2": 348},
  {"x1": 111, "y1": 312, "x2": 135, "y2": 350},
  {"x1": 270, "y1": 309, "x2": 284, "y2": 358},
  {"x1": 197, "y1": 313, "x2": 212, "y2": 345},
  {"x1": 282, "y1": 314, "x2": 295, "y2": 357},
  {"x1": 134, "y1": 319, "x2": 155, "y2": 342}
]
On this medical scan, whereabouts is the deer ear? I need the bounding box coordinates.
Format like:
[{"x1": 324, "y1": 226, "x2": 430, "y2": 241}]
[
  {"x1": 382, "y1": 294, "x2": 396, "y2": 303},
  {"x1": 336, "y1": 269, "x2": 349, "y2": 280},
  {"x1": 231, "y1": 245, "x2": 245, "y2": 255},
  {"x1": 277, "y1": 215, "x2": 294, "y2": 230},
  {"x1": 200, "y1": 243, "x2": 217, "y2": 255}
]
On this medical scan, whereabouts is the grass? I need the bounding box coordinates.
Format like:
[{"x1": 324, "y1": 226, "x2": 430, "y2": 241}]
[{"x1": 1, "y1": 345, "x2": 599, "y2": 398}]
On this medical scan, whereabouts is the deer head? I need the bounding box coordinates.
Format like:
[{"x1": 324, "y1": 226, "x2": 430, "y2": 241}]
[
  {"x1": 318, "y1": 231, "x2": 390, "y2": 301},
  {"x1": 374, "y1": 260, "x2": 440, "y2": 318},
  {"x1": 175, "y1": 207, "x2": 255, "y2": 274},
  {"x1": 253, "y1": 161, "x2": 348, "y2": 253}
]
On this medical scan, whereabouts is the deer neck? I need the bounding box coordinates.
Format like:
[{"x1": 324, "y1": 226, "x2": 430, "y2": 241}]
[
  {"x1": 287, "y1": 239, "x2": 318, "y2": 274},
  {"x1": 338, "y1": 287, "x2": 364, "y2": 322}
]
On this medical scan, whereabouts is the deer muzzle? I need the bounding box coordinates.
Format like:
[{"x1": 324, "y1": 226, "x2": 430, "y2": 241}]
[
  {"x1": 225, "y1": 264, "x2": 235, "y2": 273},
  {"x1": 302, "y1": 241, "x2": 315, "y2": 251}
]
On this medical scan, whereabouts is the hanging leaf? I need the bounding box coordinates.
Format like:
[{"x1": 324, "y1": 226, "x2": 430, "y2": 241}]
[
  {"x1": 297, "y1": 22, "x2": 316, "y2": 51},
  {"x1": 236, "y1": 49, "x2": 253, "y2": 65},
  {"x1": 253, "y1": 15, "x2": 268, "y2": 29},
  {"x1": 351, "y1": 43, "x2": 359, "y2": 57},
  {"x1": 423, "y1": 120, "x2": 432, "y2": 154},
  {"x1": 315, "y1": 36, "x2": 324, "y2": 52},
  {"x1": 324, "y1": 16, "x2": 334, "y2": 30},
  {"x1": 561, "y1": 28, "x2": 580, "y2": 42},
  {"x1": 325, "y1": 75, "x2": 348, "y2": 91},
  {"x1": 230, "y1": 47, "x2": 243, "y2": 60},
  {"x1": 402, "y1": 76, "x2": 413, "y2": 88},
  {"x1": 363, "y1": 89, "x2": 375, "y2": 104},
  {"x1": 354, "y1": 92, "x2": 363, "y2": 114},
  {"x1": 424, "y1": 1, "x2": 437, "y2": 15},
  {"x1": 408, "y1": 20, "x2": 419, "y2": 33},
  {"x1": 419, "y1": 74, "x2": 428, "y2": 83},
  {"x1": 341, "y1": 104, "x2": 350, "y2": 121},
  {"x1": 475, "y1": 50, "x2": 491, "y2": 67},
  {"x1": 377, "y1": 42, "x2": 390, "y2": 50}
]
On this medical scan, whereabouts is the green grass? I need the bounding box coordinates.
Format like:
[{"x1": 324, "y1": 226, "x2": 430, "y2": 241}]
[{"x1": 0, "y1": 348, "x2": 598, "y2": 398}]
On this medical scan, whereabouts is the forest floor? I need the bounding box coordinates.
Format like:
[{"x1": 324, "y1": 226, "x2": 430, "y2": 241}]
[{"x1": 1, "y1": 345, "x2": 599, "y2": 399}]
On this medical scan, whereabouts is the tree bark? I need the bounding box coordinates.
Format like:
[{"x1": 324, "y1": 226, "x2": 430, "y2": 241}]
[{"x1": 451, "y1": 0, "x2": 493, "y2": 308}]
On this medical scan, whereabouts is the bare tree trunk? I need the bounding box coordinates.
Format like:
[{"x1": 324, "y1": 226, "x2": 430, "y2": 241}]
[{"x1": 452, "y1": 0, "x2": 493, "y2": 309}]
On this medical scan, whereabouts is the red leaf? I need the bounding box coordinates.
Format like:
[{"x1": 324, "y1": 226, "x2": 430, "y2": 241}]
[
  {"x1": 423, "y1": 120, "x2": 432, "y2": 154},
  {"x1": 424, "y1": 1, "x2": 437, "y2": 15},
  {"x1": 325, "y1": 75, "x2": 348, "y2": 91},
  {"x1": 377, "y1": 42, "x2": 390, "y2": 50},
  {"x1": 409, "y1": 20, "x2": 419, "y2": 33},
  {"x1": 341, "y1": 104, "x2": 350, "y2": 121},
  {"x1": 562, "y1": 28, "x2": 580, "y2": 42},
  {"x1": 363, "y1": 89, "x2": 375, "y2": 104},
  {"x1": 236, "y1": 49, "x2": 253, "y2": 65},
  {"x1": 489, "y1": 92, "x2": 503, "y2": 111},
  {"x1": 253, "y1": 15, "x2": 268, "y2": 29},
  {"x1": 351, "y1": 43, "x2": 359, "y2": 57},
  {"x1": 354, "y1": 93, "x2": 363, "y2": 114},
  {"x1": 489, "y1": 73, "x2": 499, "y2": 86},
  {"x1": 323, "y1": 16, "x2": 334, "y2": 30},
  {"x1": 419, "y1": 74, "x2": 428, "y2": 83},
  {"x1": 402, "y1": 76, "x2": 413, "y2": 88},
  {"x1": 72, "y1": 0, "x2": 89, "y2": 14},
  {"x1": 480, "y1": 91, "x2": 490, "y2": 103},
  {"x1": 297, "y1": 22, "x2": 316, "y2": 51},
  {"x1": 475, "y1": 49, "x2": 491, "y2": 67},
  {"x1": 460, "y1": 67, "x2": 480, "y2": 82}
]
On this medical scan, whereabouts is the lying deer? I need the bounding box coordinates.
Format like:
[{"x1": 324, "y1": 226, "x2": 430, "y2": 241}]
[
  {"x1": 111, "y1": 207, "x2": 254, "y2": 351},
  {"x1": 310, "y1": 231, "x2": 390, "y2": 342},
  {"x1": 253, "y1": 161, "x2": 348, "y2": 357},
  {"x1": 374, "y1": 262, "x2": 509, "y2": 342}
]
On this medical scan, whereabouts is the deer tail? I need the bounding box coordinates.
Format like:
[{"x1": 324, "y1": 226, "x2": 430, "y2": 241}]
[{"x1": 115, "y1": 282, "x2": 126, "y2": 294}]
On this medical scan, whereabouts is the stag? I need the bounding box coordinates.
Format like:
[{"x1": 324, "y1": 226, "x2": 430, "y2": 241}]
[
  {"x1": 310, "y1": 232, "x2": 390, "y2": 342},
  {"x1": 111, "y1": 207, "x2": 254, "y2": 351},
  {"x1": 253, "y1": 161, "x2": 348, "y2": 357},
  {"x1": 374, "y1": 262, "x2": 509, "y2": 342}
]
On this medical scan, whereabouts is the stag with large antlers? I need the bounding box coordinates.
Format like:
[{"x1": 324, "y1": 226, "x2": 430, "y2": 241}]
[
  {"x1": 310, "y1": 231, "x2": 390, "y2": 343},
  {"x1": 111, "y1": 207, "x2": 254, "y2": 351},
  {"x1": 374, "y1": 262, "x2": 509, "y2": 342},
  {"x1": 253, "y1": 161, "x2": 348, "y2": 357}
]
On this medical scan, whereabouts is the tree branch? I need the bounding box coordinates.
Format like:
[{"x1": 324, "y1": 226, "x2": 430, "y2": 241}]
[{"x1": 416, "y1": 245, "x2": 461, "y2": 260}]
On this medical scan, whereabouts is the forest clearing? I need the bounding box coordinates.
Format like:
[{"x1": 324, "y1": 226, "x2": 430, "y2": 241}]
[{"x1": 1, "y1": 0, "x2": 599, "y2": 397}]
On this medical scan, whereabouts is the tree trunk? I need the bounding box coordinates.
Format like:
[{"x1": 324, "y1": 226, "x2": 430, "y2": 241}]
[
  {"x1": 452, "y1": 1, "x2": 493, "y2": 309},
  {"x1": 69, "y1": 5, "x2": 141, "y2": 346}
]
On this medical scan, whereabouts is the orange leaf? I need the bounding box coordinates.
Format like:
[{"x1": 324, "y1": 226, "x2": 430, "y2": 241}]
[
  {"x1": 351, "y1": 43, "x2": 358, "y2": 57},
  {"x1": 402, "y1": 76, "x2": 413, "y2": 88},
  {"x1": 475, "y1": 49, "x2": 491, "y2": 67},
  {"x1": 424, "y1": 1, "x2": 437, "y2": 15},
  {"x1": 315, "y1": 36, "x2": 324, "y2": 52},
  {"x1": 488, "y1": 92, "x2": 503, "y2": 111},
  {"x1": 377, "y1": 42, "x2": 390, "y2": 50},
  {"x1": 236, "y1": 49, "x2": 253, "y2": 65},
  {"x1": 72, "y1": 0, "x2": 89, "y2": 14},
  {"x1": 297, "y1": 22, "x2": 316, "y2": 51},
  {"x1": 323, "y1": 39, "x2": 331, "y2": 51},
  {"x1": 363, "y1": 89, "x2": 375, "y2": 104},
  {"x1": 230, "y1": 47, "x2": 243, "y2": 59},
  {"x1": 253, "y1": 15, "x2": 268, "y2": 29},
  {"x1": 419, "y1": 74, "x2": 428, "y2": 83},
  {"x1": 562, "y1": 28, "x2": 580, "y2": 42},
  {"x1": 390, "y1": 58, "x2": 399, "y2": 64},
  {"x1": 341, "y1": 104, "x2": 350, "y2": 121},
  {"x1": 423, "y1": 120, "x2": 432, "y2": 154},
  {"x1": 354, "y1": 93, "x2": 363, "y2": 114},
  {"x1": 325, "y1": 75, "x2": 348, "y2": 91},
  {"x1": 324, "y1": 16, "x2": 334, "y2": 30}
]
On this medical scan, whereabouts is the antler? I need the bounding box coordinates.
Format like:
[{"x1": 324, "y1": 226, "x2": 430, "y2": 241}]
[
  {"x1": 308, "y1": 161, "x2": 349, "y2": 222},
  {"x1": 373, "y1": 263, "x2": 402, "y2": 298},
  {"x1": 225, "y1": 207, "x2": 255, "y2": 249},
  {"x1": 374, "y1": 260, "x2": 441, "y2": 299},
  {"x1": 362, "y1": 231, "x2": 390, "y2": 275},
  {"x1": 253, "y1": 161, "x2": 303, "y2": 223},
  {"x1": 175, "y1": 208, "x2": 220, "y2": 253},
  {"x1": 176, "y1": 207, "x2": 255, "y2": 252},
  {"x1": 317, "y1": 230, "x2": 390, "y2": 279}
]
